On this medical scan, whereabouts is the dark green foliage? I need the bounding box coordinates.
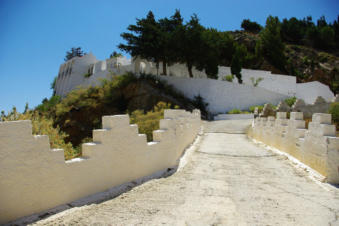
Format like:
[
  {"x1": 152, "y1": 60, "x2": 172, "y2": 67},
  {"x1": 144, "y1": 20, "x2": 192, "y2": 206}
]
[
  {"x1": 51, "y1": 76, "x2": 57, "y2": 90},
  {"x1": 241, "y1": 19, "x2": 262, "y2": 33},
  {"x1": 231, "y1": 44, "x2": 247, "y2": 83},
  {"x1": 119, "y1": 11, "x2": 160, "y2": 64},
  {"x1": 318, "y1": 26, "x2": 335, "y2": 49},
  {"x1": 329, "y1": 102, "x2": 339, "y2": 129},
  {"x1": 119, "y1": 10, "x2": 239, "y2": 79},
  {"x1": 249, "y1": 105, "x2": 264, "y2": 113},
  {"x1": 176, "y1": 14, "x2": 205, "y2": 77},
  {"x1": 64, "y1": 47, "x2": 85, "y2": 61},
  {"x1": 36, "y1": 95, "x2": 61, "y2": 115},
  {"x1": 279, "y1": 15, "x2": 339, "y2": 50},
  {"x1": 24, "y1": 102, "x2": 29, "y2": 114},
  {"x1": 256, "y1": 16, "x2": 286, "y2": 71},
  {"x1": 281, "y1": 17, "x2": 307, "y2": 44},
  {"x1": 110, "y1": 51, "x2": 123, "y2": 58},
  {"x1": 83, "y1": 72, "x2": 91, "y2": 78}
]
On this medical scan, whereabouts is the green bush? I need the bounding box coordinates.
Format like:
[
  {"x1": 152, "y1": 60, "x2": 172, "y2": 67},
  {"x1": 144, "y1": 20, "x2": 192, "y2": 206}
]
[
  {"x1": 250, "y1": 77, "x2": 263, "y2": 87},
  {"x1": 249, "y1": 105, "x2": 264, "y2": 113},
  {"x1": 222, "y1": 75, "x2": 234, "y2": 82},
  {"x1": 130, "y1": 102, "x2": 178, "y2": 141},
  {"x1": 284, "y1": 96, "x2": 297, "y2": 107},
  {"x1": 228, "y1": 109, "x2": 241, "y2": 114},
  {"x1": 329, "y1": 102, "x2": 339, "y2": 128},
  {"x1": 83, "y1": 72, "x2": 92, "y2": 78}
]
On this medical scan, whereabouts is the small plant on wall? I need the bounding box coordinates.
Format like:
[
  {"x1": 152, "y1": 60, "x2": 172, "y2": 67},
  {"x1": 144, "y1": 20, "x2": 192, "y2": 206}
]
[
  {"x1": 250, "y1": 77, "x2": 263, "y2": 87},
  {"x1": 222, "y1": 75, "x2": 234, "y2": 82},
  {"x1": 83, "y1": 72, "x2": 91, "y2": 78}
]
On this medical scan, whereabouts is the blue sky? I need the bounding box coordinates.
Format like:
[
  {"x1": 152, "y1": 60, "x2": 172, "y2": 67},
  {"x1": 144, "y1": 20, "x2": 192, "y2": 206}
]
[{"x1": 0, "y1": 0, "x2": 338, "y2": 113}]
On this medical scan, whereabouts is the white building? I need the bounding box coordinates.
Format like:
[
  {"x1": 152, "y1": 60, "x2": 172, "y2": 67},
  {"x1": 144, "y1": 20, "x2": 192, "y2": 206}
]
[{"x1": 54, "y1": 53, "x2": 334, "y2": 114}]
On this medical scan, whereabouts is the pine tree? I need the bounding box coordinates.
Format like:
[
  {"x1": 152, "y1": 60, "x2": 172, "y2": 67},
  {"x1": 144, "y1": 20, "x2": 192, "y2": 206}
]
[
  {"x1": 119, "y1": 11, "x2": 161, "y2": 70},
  {"x1": 256, "y1": 16, "x2": 286, "y2": 71},
  {"x1": 231, "y1": 44, "x2": 247, "y2": 84},
  {"x1": 64, "y1": 47, "x2": 85, "y2": 61}
]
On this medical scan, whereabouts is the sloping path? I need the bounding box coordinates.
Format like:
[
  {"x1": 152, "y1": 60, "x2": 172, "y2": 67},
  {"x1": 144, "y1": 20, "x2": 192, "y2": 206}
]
[{"x1": 32, "y1": 120, "x2": 339, "y2": 226}]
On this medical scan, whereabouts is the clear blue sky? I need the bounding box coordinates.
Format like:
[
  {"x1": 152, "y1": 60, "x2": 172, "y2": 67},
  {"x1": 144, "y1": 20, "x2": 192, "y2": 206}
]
[{"x1": 0, "y1": 0, "x2": 338, "y2": 113}]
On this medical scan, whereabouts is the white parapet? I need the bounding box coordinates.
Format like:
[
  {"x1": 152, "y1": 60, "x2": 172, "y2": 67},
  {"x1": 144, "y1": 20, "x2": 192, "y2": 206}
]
[
  {"x1": 0, "y1": 109, "x2": 201, "y2": 224},
  {"x1": 248, "y1": 112, "x2": 339, "y2": 184}
]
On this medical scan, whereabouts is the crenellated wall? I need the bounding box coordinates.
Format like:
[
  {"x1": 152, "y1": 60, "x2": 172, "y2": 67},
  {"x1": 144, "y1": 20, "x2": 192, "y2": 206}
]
[
  {"x1": 248, "y1": 112, "x2": 339, "y2": 184},
  {"x1": 0, "y1": 109, "x2": 201, "y2": 224}
]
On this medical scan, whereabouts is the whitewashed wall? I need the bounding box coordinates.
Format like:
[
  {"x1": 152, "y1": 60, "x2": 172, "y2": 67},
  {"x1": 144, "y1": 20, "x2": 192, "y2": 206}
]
[
  {"x1": 248, "y1": 112, "x2": 339, "y2": 183},
  {"x1": 159, "y1": 76, "x2": 288, "y2": 114},
  {"x1": 218, "y1": 67, "x2": 297, "y2": 96},
  {"x1": 0, "y1": 109, "x2": 201, "y2": 224},
  {"x1": 296, "y1": 81, "x2": 335, "y2": 104},
  {"x1": 54, "y1": 55, "x2": 334, "y2": 108}
]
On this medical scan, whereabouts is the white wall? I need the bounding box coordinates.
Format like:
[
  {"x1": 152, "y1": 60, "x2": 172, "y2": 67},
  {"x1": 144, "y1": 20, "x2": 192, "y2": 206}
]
[
  {"x1": 296, "y1": 81, "x2": 335, "y2": 104},
  {"x1": 214, "y1": 114, "x2": 254, "y2": 120},
  {"x1": 0, "y1": 109, "x2": 201, "y2": 224},
  {"x1": 159, "y1": 76, "x2": 288, "y2": 114},
  {"x1": 218, "y1": 67, "x2": 297, "y2": 96},
  {"x1": 54, "y1": 55, "x2": 334, "y2": 110},
  {"x1": 248, "y1": 112, "x2": 339, "y2": 183}
]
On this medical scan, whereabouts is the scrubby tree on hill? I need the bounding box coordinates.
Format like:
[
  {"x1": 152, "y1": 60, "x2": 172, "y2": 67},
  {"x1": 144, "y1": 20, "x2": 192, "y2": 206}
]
[
  {"x1": 256, "y1": 16, "x2": 286, "y2": 71},
  {"x1": 119, "y1": 11, "x2": 161, "y2": 70},
  {"x1": 110, "y1": 51, "x2": 122, "y2": 58},
  {"x1": 64, "y1": 47, "x2": 85, "y2": 61},
  {"x1": 241, "y1": 19, "x2": 262, "y2": 33}
]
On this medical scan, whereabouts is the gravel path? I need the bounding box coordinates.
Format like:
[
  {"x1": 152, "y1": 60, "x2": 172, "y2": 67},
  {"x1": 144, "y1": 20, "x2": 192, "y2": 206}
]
[{"x1": 32, "y1": 120, "x2": 339, "y2": 226}]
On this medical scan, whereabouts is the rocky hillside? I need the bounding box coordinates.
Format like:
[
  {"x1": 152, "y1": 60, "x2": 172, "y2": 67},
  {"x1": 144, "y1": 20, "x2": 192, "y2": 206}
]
[{"x1": 230, "y1": 31, "x2": 339, "y2": 93}]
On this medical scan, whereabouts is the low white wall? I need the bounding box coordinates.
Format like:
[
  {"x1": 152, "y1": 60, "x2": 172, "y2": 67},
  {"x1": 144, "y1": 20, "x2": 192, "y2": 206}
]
[
  {"x1": 214, "y1": 114, "x2": 254, "y2": 120},
  {"x1": 159, "y1": 76, "x2": 288, "y2": 114},
  {"x1": 218, "y1": 67, "x2": 297, "y2": 96},
  {"x1": 0, "y1": 109, "x2": 201, "y2": 224},
  {"x1": 248, "y1": 112, "x2": 339, "y2": 183},
  {"x1": 296, "y1": 81, "x2": 334, "y2": 104}
]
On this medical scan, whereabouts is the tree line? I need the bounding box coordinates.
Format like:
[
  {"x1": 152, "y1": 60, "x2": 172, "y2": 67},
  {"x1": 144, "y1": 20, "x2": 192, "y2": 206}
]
[
  {"x1": 118, "y1": 10, "x2": 251, "y2": 81},
  {"x1": 242, "y1": 15, "x2": 339, "y2": 50},
  {"x1": 64, "y1": 12, "x2": 338, "y2": 83}
]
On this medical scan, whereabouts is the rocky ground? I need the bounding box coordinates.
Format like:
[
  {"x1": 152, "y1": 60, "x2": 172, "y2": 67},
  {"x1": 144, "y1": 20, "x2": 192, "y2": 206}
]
[{"x1": 31, "y1": 120, "x2": 339, "y2": 226}]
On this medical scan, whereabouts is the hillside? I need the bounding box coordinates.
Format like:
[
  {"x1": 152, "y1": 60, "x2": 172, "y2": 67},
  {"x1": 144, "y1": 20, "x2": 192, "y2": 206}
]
[{"x1": 230, "y1": 30, "x2": 339, "y2": 93}]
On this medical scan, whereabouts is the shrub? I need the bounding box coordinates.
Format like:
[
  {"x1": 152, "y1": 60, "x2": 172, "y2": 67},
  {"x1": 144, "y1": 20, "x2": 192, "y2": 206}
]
[
  {"x1": 329, "y1": 102, "x2": 339, "y2": 130},
  {"x1": 228, "y1": 109, "x2": 241, "y2": 114},
  {"x1": 83, "y1": 72, "x2": 91, "y2": 78},
  {"x1": 222, "y1": 75, "x2": 234, "y2": 82},
  {"x1": 250, "y1": 77, "x2": 263, "y2": 87},
  {"x1": 241, "y1": 19, "x2": 262, "y2": 33},
  {"x1": 130, "y1": 102, "x2": 178, "y2": 141},
  {"x1": 36, "y1": 95, "x2": 61, "y2": 114},
  {"x1": 284, "y1": 96, "x2": 297, "y2": 107},
  {"x1": 249, "y1": 105, "x2": 264, "y2": 113}
]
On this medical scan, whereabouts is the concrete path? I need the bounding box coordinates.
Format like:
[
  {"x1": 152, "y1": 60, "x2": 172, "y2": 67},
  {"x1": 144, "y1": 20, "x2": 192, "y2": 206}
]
[{"x1": 32, "y1": 120, "x2": 339, "y2": 226}]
